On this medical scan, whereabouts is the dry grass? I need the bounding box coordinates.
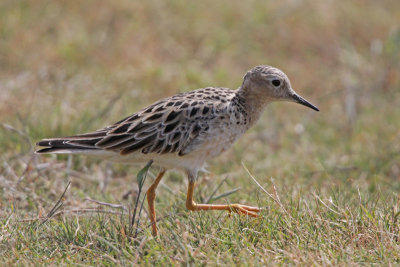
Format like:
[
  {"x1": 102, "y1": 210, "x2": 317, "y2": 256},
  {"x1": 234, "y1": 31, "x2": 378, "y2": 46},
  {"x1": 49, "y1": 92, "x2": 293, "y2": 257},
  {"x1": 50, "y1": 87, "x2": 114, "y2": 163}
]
[{"x1": 1, "y1": 0, "x2": 400, "y2": 265}]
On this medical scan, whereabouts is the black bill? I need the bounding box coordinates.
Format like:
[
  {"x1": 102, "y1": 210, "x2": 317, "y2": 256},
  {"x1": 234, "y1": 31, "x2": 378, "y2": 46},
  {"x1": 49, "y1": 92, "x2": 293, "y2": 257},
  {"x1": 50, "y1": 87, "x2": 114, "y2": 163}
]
[{"x1": 292, "y1": 94, "x2": 319, "y2": 111}]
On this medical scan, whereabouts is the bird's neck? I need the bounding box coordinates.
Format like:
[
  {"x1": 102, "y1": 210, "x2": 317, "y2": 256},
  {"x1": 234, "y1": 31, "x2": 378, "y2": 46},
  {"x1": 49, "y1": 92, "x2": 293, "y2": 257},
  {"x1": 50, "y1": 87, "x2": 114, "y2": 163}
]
[{"x1": 235, "y1": 86, "x2": 271, "y2": 127}]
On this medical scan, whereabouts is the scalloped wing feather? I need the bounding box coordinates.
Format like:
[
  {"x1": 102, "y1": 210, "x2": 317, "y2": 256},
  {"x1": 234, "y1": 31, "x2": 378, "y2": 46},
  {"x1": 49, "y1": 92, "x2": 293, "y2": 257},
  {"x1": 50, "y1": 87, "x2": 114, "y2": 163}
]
[{"x1": 36, "y1": 87, "x2": 235, "y2": 158}]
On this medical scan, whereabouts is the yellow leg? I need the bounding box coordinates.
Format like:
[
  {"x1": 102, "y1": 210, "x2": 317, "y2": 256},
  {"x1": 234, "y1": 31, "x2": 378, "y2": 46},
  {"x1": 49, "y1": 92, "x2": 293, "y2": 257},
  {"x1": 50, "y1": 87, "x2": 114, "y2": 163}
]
[
  {"x1": 146, "y1": 169, "x2": 166, "y2": 236},
  {"x1": 185, "y1": 181, "x2": 260, "y2": 217}
]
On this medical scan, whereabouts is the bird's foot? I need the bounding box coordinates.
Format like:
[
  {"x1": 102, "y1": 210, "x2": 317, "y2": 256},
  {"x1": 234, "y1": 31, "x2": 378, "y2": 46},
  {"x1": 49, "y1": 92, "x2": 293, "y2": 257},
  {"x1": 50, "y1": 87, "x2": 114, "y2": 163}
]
[{"x1": 227, "y1": 204, "x2": 260, "y2": 217}]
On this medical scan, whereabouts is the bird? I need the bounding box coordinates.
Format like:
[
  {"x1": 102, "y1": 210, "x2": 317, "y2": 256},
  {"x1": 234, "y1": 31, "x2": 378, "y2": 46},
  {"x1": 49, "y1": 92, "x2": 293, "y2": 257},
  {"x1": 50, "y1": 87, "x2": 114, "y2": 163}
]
[{"x1": 36, "y1": 65, "x2": 319, "y2": 236}]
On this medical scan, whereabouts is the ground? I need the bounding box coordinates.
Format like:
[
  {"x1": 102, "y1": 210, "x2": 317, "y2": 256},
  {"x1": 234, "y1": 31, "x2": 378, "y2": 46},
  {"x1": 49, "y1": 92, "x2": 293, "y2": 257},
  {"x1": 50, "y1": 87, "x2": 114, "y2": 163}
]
[{"x1": 1, "y1": 0, "x2": 400, "y2": 265}]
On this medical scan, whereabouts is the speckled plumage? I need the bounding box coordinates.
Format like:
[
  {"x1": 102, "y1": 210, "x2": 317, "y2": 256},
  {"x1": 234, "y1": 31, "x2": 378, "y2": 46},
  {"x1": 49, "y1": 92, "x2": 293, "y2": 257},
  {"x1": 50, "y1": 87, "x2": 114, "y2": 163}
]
[
  {"x1": 36, "y1": 87, "x2": 251, "y2": 175},
  {"x1": 36, "y1": 65, "x2": 319, "y2": 235}
]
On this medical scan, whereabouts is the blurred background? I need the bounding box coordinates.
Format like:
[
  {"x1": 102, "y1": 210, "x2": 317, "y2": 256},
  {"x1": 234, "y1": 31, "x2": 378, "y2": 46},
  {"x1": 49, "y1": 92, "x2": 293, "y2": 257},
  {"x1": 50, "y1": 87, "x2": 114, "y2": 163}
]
[{"x1": 1, "y1": 0, "x2": 400, "y2": 223}]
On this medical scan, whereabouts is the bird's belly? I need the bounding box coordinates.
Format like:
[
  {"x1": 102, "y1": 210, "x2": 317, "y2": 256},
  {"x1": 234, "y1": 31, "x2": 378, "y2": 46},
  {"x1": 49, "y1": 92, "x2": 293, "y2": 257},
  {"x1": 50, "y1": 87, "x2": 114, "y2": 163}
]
[{"x1": 200, "y1": 124, "x2": 247, "y2": 158}]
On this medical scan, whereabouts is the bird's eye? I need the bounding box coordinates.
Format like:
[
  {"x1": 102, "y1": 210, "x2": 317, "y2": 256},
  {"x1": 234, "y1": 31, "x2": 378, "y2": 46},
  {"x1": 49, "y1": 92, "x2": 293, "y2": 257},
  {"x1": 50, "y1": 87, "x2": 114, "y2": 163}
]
[{"x1": 272, "y1": 80, "x2": 281, "y2": 87}]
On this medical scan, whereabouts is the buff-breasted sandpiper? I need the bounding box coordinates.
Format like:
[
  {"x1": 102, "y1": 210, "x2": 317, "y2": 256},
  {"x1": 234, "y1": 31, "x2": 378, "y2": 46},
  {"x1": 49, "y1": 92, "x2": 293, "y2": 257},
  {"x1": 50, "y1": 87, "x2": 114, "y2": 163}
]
[{"x1": 36, "y1": 65, "x2": 319, "y2": 236}]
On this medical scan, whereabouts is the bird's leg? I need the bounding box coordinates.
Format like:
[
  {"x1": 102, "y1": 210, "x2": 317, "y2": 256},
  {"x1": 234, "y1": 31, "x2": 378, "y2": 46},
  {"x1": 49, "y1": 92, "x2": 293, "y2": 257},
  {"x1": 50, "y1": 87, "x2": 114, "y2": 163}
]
[
  {"x1": 185, "y1": 181, "x2": 260, "y2": 217},
  {"x1": 146, "y1": 169, "x2": 166, "y2": 236}
]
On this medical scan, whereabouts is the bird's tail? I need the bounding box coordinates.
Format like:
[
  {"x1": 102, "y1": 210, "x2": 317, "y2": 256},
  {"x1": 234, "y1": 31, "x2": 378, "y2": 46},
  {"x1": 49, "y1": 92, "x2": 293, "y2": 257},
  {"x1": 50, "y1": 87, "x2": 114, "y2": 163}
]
[{"x1": 35, "y1": 131, "x2": 106, "y2": 155}]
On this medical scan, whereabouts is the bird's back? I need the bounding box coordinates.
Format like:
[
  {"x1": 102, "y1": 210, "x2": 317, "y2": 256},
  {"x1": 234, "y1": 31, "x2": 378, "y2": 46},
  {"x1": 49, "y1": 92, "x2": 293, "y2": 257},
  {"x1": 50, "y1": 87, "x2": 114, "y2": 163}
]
[{"x1": 36, "y1": 87, "x2": 250, "y2": 170}]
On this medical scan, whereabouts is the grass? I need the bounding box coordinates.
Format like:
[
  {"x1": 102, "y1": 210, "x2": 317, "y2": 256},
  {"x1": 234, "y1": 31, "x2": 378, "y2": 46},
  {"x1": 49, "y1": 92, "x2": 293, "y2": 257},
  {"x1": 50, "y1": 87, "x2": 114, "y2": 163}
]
[{"x1": 1, "y1": 0, "x2": 400, "y2": 265}]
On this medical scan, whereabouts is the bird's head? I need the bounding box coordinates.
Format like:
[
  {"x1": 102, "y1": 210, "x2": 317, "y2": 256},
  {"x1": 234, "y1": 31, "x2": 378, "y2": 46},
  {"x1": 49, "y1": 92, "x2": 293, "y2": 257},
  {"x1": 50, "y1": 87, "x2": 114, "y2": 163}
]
[{"x1": 241, "y1": 65, "x2": 319, "y2": 111}]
